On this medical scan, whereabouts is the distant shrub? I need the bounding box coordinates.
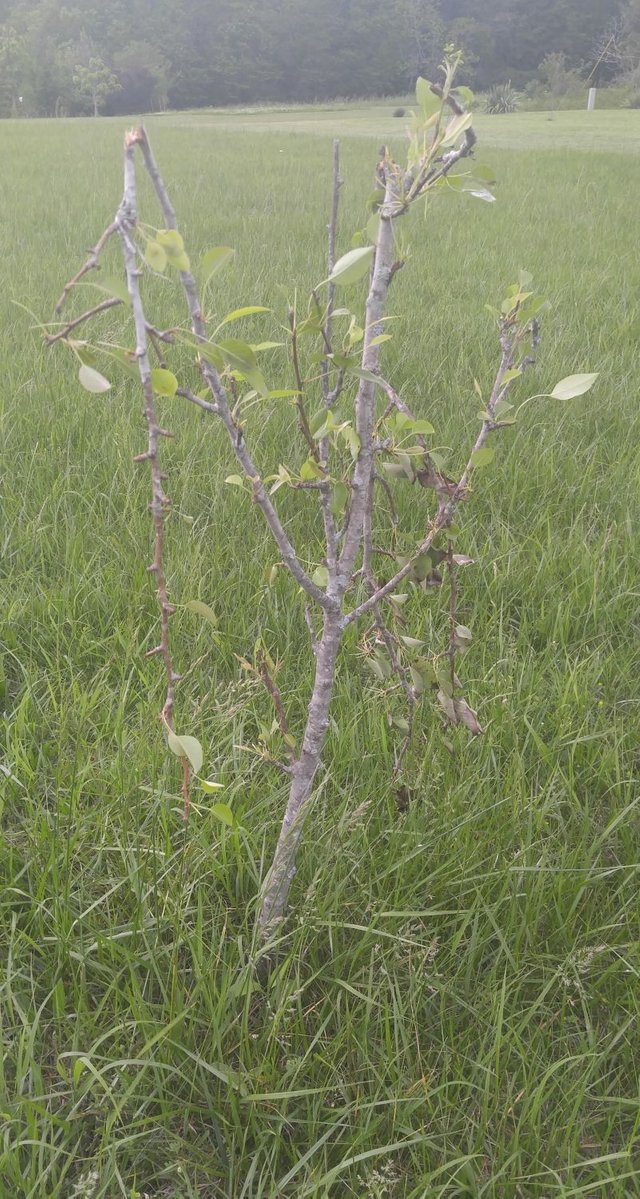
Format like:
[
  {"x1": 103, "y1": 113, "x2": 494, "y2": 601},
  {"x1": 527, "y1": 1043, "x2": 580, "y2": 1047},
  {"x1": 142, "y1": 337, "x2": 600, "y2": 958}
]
[
  {"x1": 622, "y1": 92, "x2": 640, "y2": 108},
  {"x1": 393, "y1": 106, "x2": 406, "y2": 117},
  {"x1": 484, "y1": 82, "x2": 518, "y2": 114}
]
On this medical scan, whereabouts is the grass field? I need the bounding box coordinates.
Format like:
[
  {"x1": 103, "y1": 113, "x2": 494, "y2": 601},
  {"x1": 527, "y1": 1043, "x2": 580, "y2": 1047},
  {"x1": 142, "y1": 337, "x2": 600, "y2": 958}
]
[{"x1": 1, "y1": 103, "x2": 639, "y2": 1197}]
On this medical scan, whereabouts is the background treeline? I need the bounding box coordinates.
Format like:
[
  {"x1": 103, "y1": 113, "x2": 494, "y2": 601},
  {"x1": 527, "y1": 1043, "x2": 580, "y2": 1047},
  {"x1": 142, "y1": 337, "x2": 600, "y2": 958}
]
[{"x1": 0, "y1": 0, "x2": 638, "y2": 117}]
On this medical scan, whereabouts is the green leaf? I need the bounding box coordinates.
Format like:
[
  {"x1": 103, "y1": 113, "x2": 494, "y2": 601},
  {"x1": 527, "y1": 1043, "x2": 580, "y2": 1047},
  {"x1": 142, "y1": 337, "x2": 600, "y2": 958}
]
[
  {"x1": 437, "y1": 689, "x2": 457, "y2": 721},
  {"x1": 454, "y1": 85, "x2": 474, "y2": 106},
  {"x1": 225, "y1": 475, "x2": 245, "y2": 487},
  {"x1": 199, "y1": 342, "x2": 225, "y2": 370},
  {"x1": 369, "y1": 332, "x2": 392, "y2": 347},
  {"x1": 416, "y1": 76, "x2": 440, "y2": 118},
  {"x1": 468, "y1": 188, "x2": 496, "y2": 204},
  {"x1": 312, "y1": 565, "x2": 329, "y2": 588},
  {"x1": 494, "y1": 399, "x2": 514, "y2": 417},
  {"x1": 550, "y1": 372, "x2": 599, "y2": 400},
  {"x1": 409, "y1": 666, "x2": 425, "y2": 693},
  {"x1": 331, "y1": 481, "x2": 349, "y2": 515},
  {"x1": 470, "y1": 446, "x2": 495, "y2": 468},
  {"x1": 87, "y1": 275, "x2": 132, "y2": 307},
  {"x1": 342, "y1": 363, "x2": 386, "y2": 389},
  {"x1": 411, "y1": 419, "x2": 435, "y2": 435},
  {"x1": 518, "y1": 295, "x2": 550, "y2": 323},
  {"x1": 253, "y1": 342, "x2": 284, "y2": 353},
  {"x1": 212, "y1": 803, "x2": 235, "y2": 827},
  {"x1": 366, "y1": 213, "x2": 380, "y2": 244},
  {"x1": 184, "y1": 600, "x2": 218, "y2": 626},
  {"x1": 341, "y1": 425, "x2": 361, "y2": 460},
  {"x1": 218, "y1": 306, "x2": 270, "y2": 328},
  {"x1": 216, "y1": 338, "x2": 255, "y2": 364},
  {"x1": 167, "y1": 732, "x2": 203, "y2": 775},
  {"x1": 217, "y1": 338, "x2": 267, "y2": 396},
  {"x1": 156, "y1": 231, "x2": 190, "y2": 271},
  {"x1": 201, "y1": 779, "x2": 225, "y2": 793},
  {"x1": 102, "y1": 345, "x2": 139, "y2": 379},
  {"x1": 366, "y1": 189, "x2": 385, "y2": 212},
  {"x1": 471, "y1": 163, "x2": 496, "y2": 183},
  {"x1": 413, "y1": 554, "x2": 433, "y2": 582},
  {"x1": 156, "y1": 229, "x2": 184, "y2": 253},
  {"x1": 76, "y1": 344, "x2": 99, "y2": 368},
  {"x1": 382, "y1": 462, "x2": 410, "y2": 479},
  {"x1": 168, "y1": 250, "x2": 191, "y2": 272},
  {"x1": 145, "y1": 240, "x2": 167, "y2": 272},
  {"x1": 150, "y1": 368, "x2": 178, "y2": 397},
  {"x1": 310, "y1": 407, "x2": 333, "y2": 436},
  {"x1": 328, "y1": 246, "x2": 374, "y2": 286},
  {"x1": 78, "y1": 363, "x2": 111, "y2": 394},
  {"x1": 202, "y1": 246, "x2": 235, "y2": 279},
  {"x1": 441, "y1": 111, "x2": 473, "y2": 147},
  {"x1": 300, "y1": 458, "x2": 325, "y2": 480},
  {"x1": 501, "y1": 368, "x2": 522, "y2": 387}
]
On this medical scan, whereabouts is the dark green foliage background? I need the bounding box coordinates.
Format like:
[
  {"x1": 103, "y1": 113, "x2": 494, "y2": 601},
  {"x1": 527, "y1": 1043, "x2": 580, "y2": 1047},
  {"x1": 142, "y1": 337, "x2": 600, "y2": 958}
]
[{"x1": 0, "y1": 0, "x2": 627, "y2": 116}]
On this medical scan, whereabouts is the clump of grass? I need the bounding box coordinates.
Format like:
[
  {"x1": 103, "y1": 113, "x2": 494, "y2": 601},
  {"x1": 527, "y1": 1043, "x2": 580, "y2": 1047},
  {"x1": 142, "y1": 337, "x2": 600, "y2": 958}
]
[
  {"x1": 484, "y1": 81, "x2": 519, "y2": 114},
  {"x1": 392, "y1": 106, "x2": 406, "y2": 117}
]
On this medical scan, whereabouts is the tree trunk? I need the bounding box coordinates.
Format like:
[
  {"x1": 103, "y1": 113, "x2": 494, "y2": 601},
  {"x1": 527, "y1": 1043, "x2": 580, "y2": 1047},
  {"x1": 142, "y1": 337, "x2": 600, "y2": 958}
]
[
  {"x1": 256, "y1": 173, "x2": 399, "y2": 948},
  {"x1": 257, "y1": 609, "x2": 343, "y2": 941}
]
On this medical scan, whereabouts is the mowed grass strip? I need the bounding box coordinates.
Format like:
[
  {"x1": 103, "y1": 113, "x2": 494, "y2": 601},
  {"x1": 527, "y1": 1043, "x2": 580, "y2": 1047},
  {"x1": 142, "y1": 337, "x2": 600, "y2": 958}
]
[{"x1": 0, "y1": 110, "x2": 639, "y2": 1197}]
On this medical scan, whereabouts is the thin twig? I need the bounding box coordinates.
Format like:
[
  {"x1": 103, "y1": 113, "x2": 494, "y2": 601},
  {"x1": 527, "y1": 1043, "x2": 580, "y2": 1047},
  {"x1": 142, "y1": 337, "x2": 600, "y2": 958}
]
[
  {"x1": 362, "y1": 472, "x2": 417, "y2": 773},
  {"x1": 446, "y1": 541, "x2": 457, "y2": 696},
  {"x1": 288, "y1": 308, "x2": 317, "y2": 455},
  {"x1": 176, "y1": 386, "x2": 219, "y2": 415},
  {"x1": 321, "y1": 139, "x2": 342, "y2": 402},
  {"x1": 135, "y1": 125, "x2": 331, "y2": 612},
  {"x1": 117, "y1": 131, "x2": 177, "y2": 739},
  {"x1": 45, "y1": 297, "x2": 123, "y2": 343},
  {"x1": 257, "y1": 650, "x2": 296, "y2": 766},
  {"x1": 343, "y1": 316, "x2": 534, "y2": 627},
  {"x1": 54, "y1": 221, "x2": 119, "y2": 314}
]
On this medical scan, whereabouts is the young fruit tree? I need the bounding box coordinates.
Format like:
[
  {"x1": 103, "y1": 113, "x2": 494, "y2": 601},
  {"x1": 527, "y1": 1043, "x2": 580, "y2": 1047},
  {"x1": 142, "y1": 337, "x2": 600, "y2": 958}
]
[{"x1": 46, "y1": 54, "x2": 597, "y2": 955}]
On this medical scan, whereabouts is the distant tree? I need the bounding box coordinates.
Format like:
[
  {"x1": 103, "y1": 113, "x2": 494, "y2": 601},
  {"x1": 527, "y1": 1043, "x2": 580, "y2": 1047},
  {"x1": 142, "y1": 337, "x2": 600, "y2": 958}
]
[
  {"x1": 73, "y1": 56, "x2": 121, "y2": 115},
  {"x1": 618, "y1": 0, "x2": 640, "y2": 78},
  {"x1": 536, "y1": 51, "x2": 584, "y2": 106},
  {"x1": 446, "y1": 17, "x2": 498, "y2": 88},
  {"x1": 399, "y1": 0, "x2": 446, "y2": 84},
  {"x1": 0, "y1": 25, "x2": 26, "y2": 116},
  {"x1": 110, "y1": 41, "x2": 170, "y2": 113}
]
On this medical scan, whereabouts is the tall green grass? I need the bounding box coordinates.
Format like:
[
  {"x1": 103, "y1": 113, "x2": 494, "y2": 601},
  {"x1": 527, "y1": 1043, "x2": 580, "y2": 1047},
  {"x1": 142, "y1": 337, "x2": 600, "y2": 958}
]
[{"x1": 1, "y1": 109, "x2": 639, "y2": 1196}]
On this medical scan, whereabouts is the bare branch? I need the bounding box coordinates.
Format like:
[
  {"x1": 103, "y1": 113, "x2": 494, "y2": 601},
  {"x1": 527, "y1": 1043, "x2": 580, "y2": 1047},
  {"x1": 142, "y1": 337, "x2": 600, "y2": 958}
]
[
  {"x1": 362, "y1": 473, "x2": 417, "y2": 759},
  {"x1": 321, "y1": 139, "x2": 342, "y2": 402},
  {"x1": 288, "y1": 308, "x2": 318, "y2": 455},
  {"x1": 45, "y1": 297, "x2": 123, "y2": 343},
  {"x1": 176, "y1": 386, "x2": 219, "y2": 415},
  {"x1": 257, "y1": 649, "x2": 296, "y2": 766},
  {"x1": 134, "y1": 125, "x2": 330, "y2": 611},
  {"x1": 54, "y1": 221, "x2": 119, "y2": 314},
  {"x1": 116, "y1": 132, "x2": 176, "y2": 732},
  {"x1": 344, "y1": 316, "x2": 531, "y2": 627}
]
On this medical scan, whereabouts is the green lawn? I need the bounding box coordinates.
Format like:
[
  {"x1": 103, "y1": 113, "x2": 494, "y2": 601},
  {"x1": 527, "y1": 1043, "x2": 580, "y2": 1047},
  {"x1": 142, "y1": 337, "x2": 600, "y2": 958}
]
[
  {"x1": 1, "y1": 105, "x2": 639, "y2": 1197},
  {"x1": 158, "y1": 104, "x2": 640, "y2": 153}
]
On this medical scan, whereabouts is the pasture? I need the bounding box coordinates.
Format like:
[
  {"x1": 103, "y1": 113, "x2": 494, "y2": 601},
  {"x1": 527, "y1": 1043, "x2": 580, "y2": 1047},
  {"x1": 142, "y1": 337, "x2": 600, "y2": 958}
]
[{"x1": 1, "y1": 105, "x2": 639, "y2": 1197}]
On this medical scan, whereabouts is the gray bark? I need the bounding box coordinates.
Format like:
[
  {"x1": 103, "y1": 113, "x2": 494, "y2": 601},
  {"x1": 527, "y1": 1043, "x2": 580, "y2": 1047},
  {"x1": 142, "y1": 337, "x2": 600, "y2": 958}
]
[{"x1": 256, "y1": 172, "x2": 399, "y2": 942}]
